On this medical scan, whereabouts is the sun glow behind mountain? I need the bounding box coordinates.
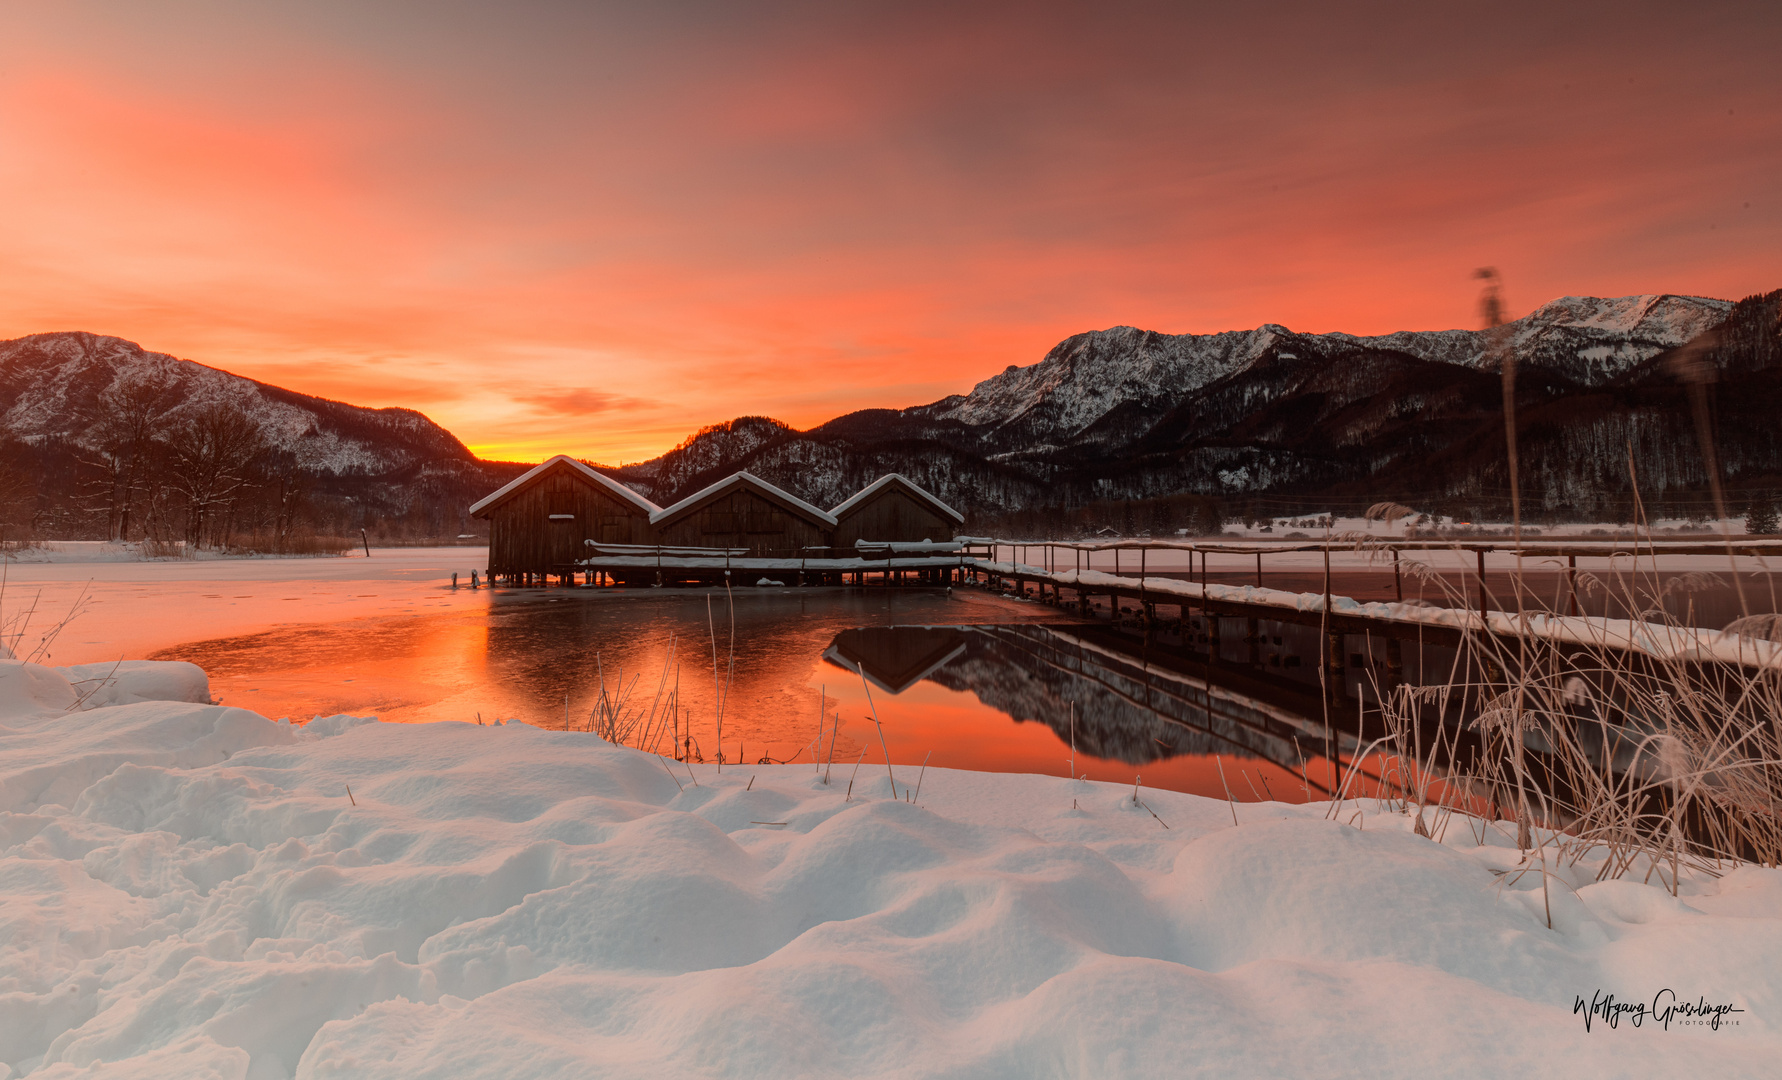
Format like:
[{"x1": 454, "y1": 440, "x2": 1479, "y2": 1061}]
[{"x1": 1, "y1": 1, "x2": 1777, "y2": 463}]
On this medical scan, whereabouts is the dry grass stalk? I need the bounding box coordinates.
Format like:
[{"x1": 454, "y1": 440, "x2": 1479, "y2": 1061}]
[
  {"x1": 1375, "y1": 533, "x2": 1782, "y2": 886},
  {"x1": 585, "y1": 638, "x2": 682, "y2": 754},
  {"x1": 1214, "y1": 756, "x2": 1238, "y2": 827},
  {"x1": 858, "y1": 668, "x2": 898, "y2": 796},
  {"x1": 0, "y1": 572, "x2": 91, "y2": 665}
]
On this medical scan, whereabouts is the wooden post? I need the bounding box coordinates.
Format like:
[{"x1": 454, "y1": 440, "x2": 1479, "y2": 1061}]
[
  {"x1": 1567, "y1": 554, "x2": 1579, "y2": 617},
  {"x1": 1327, "y1": 628, "x2": 1345, "y2": 700},
  {"x1": 1392, "y1": 548, "x2": 1403, "y2": 603},
  {"x1": 1322, "y1": 546, "x2": 1333, "y2": 623},
  {"x1": 1322, "y1": 544, "x2": 1336, "y2": 706},
  {"x1": 1476, "y1": 548, "x2": 1487, "y2": 618},
  {"x1": 1255, "y1": 550, "x2": 1262, "y2": 588}
]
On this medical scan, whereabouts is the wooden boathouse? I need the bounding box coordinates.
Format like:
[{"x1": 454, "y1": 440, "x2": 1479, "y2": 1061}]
[
  {"x1": 829, "y1": 473, "x2": 965, "y2": 549},
  {"x1": 469, "y1": 455, "x2": 661, "y2": 584},
  {"x1": 469, "y1": 462, "x2": 970, "y2": 586},
  {"x1": 649, "y1": 471, "x2": 837, "y2": 558}
]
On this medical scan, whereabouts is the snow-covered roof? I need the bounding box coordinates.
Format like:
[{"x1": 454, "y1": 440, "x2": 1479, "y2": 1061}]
[
  {"x1": 468, "y1": 455, "x2": 662, "y2": 518},
  {"x1": 829, "y1": 473, "x2": 964, "y2": 525},
  {"x1": 648, "y1": 470, "x2": 837, "y2": 527}
]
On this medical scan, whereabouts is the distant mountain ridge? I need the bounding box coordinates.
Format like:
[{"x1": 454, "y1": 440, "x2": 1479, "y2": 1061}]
[
  {"x1": 0, "y1": 332, "x2": 531, "y2": 541},
  {"x1": 609, "y1": 291, "x2": 1781, "y2": 522},
  {"x1": 6, "y1": 289, "x2": 1777, "y2": 539},
  {"x1": 0, "y1": 331, "x2": 476, "y2": 474},
  {"x1": 906, "y1": 294, "x2": 1731, "y2": 456}
]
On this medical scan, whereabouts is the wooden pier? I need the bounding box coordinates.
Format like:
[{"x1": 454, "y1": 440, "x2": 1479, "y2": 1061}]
[{"x1": 957, "y1": 536, "x2": 1782, "y2": 691}]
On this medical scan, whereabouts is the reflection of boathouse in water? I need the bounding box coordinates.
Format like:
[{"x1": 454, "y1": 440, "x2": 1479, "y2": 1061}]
[
  {"x1": 470, "y1": 457, "x2": 964, "y2": 584},
  {"x1": 822, "y1": 623, "x2": 1355, "y2": 791},
  {"x1": 822, "y1": 626, "x2": 970, "y2": 694}
]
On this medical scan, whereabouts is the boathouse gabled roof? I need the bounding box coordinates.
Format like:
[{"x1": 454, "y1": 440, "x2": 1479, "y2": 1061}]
[
  {"x1": 468, "y1": 455, "x2": 663, "y2": 519},
  {"x1": 648, "y1": 470, "x2": 838, "y2": 528},
  {"x1": 830, "y1": 473, "x2": 965, "y2": 525}
]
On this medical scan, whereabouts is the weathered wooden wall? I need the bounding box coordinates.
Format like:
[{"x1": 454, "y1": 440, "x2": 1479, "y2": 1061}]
[
  {"x1": 654, "y1": 487, "x2": 832, "y2": 557},
  {"x1": 484, "y1": 462, "x2": 652, "y2": 575},
  {"x1": 833, "y1": 487, "x2": 957, "y2": 548}
]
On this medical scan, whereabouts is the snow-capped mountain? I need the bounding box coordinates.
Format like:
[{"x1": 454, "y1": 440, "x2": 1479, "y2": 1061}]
[
  {"x1": 610, "y1": 289, "x2": 1781, "y2": 520},
  {"x1": 7, "y1": 287, "x2": 1774, "y2": 538},
  {"x1": 916, "y1": 294, "x2": 1731, "y2": 453},
  {"x1": 0, "y1": 332, "x2": 474, "y2": 474}
]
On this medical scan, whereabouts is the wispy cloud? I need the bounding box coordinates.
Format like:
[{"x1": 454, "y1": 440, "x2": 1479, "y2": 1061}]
[{"x1": 523, "y1": 389, "x2": 653, "y2": 418}]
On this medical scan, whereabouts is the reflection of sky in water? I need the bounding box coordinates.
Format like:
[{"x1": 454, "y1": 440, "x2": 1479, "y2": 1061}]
[
  {"x1": 151, "y1": 566, "x2": 1776, "y2": 801},
  {"x1": 153, "y1": 585, "x2": 1343, "y2": 800}
]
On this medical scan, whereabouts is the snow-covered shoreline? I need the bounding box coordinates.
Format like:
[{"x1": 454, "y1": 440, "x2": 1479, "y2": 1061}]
[
  {"x1": 3, "y1": 656, "x2": 1779, "y2": 1078},
  {"x1": 0, "y1": 546, "x2": 491, "y2": 667},
  {"x1": 1, "y1": 541, "x2": 361, "y2": 565}
]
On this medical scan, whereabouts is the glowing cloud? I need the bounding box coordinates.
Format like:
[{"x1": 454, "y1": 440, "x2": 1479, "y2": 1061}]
[{"x1": 1, "y1": 2, "x2": 1776, "y2": 462}]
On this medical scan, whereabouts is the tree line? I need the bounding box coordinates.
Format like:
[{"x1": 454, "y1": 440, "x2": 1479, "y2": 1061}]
[{"x1": 2, "y1": 377, "x2": 322, "y2": 551}]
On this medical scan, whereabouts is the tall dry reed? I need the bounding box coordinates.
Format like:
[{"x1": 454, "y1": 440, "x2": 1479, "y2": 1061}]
[{"x1": 1363, "y1": 540, "x2": 1782, "y2": 892}]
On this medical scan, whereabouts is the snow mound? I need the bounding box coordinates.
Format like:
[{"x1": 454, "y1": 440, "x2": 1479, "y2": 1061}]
[
  {"x1": 55, "y1": 661, "x2": 211, "y2": 710},
  {"x1": 1, "y1": 657, "x2": 1779, "y2": 1077}
]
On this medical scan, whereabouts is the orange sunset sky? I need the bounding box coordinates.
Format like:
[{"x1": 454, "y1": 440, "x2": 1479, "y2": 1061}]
[{"x1": 2, "y1": 1, "x2": 1778, "y2": 464}]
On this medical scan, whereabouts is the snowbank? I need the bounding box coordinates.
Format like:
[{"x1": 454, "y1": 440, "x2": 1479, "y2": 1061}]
[{"x1": 2, "y1": 657, "x2": 1779, "y2": 1077}]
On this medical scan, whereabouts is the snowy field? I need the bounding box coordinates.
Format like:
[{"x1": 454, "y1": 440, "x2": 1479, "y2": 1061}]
[{"x1": 3, "y1": 654, "x2": 1779, "y2": 1078}]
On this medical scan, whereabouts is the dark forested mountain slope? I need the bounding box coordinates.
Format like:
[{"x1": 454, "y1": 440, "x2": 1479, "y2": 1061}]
[{"x1": 610, "y1": 291, "x2": 1782, "y2": 523}]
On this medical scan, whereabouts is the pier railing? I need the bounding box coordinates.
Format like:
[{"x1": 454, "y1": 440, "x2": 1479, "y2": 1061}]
[
  {"x1": 958, "y1": 536, "x2": 1782, "y2": 679},
  {"x1": 959, "y1": 536, "x2": 1782, "y2": 615}
]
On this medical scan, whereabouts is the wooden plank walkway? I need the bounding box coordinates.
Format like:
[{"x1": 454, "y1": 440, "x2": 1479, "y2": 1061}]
[{"x1": 959, "y1": 537, "x2": 1782, "y2": 682}]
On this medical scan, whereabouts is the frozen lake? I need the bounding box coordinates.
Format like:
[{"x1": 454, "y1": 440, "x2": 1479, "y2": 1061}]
[
  {"x1": 3, "y1": 547, "x2": 1337, "y2": 800},
  {"x1": 11, "y1": 541, "x2": 1777, "y2": 802}
]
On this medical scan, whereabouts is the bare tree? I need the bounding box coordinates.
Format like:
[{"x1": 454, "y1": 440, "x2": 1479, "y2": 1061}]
[
  {"x1": 0, "y1": 445, "x2": 35, "y2": 541},
  {"x1": 259, "y1": 449, "x2": 311, "y2": 552},
  {"x1": 82, "y1": 375, "x2": 176, "y2": 540},
  {"x1": 161, "y1": 403, "x2": 267, "y2": 547}
]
